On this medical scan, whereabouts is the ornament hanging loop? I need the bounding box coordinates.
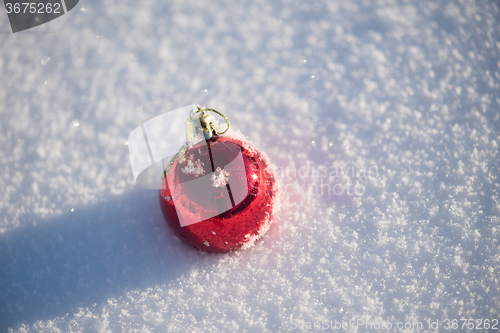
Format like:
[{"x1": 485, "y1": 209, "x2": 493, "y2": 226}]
[
  {"x1": 197, "y1": 108, "x2": 230, "y2": 136},
  {"x1": 164, "y1": 107, "x2": 231, "y2": 179}
]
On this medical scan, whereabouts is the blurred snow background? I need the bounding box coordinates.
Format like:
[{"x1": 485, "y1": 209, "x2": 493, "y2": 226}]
[{"x1": 1, "y1": 0, "x2": 499, "y2": 331}]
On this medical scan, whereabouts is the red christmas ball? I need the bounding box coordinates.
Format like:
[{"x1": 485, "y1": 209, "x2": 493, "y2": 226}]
[{"x1": 159, "y1": 135, "x2": 277, "y2": 252}]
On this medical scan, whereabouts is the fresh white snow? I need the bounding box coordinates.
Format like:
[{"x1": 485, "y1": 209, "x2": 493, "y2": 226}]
[{"x1": 0, "y1": 0, "x2": 499, "y2": 331}]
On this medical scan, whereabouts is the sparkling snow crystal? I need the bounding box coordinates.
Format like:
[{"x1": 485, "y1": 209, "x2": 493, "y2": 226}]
[
  {"x1": 210, "y1": 167, "x2": 230, "y2": 188},
  {"x1": 181, "y1": 154, "x2": 205, "y2": 177}
]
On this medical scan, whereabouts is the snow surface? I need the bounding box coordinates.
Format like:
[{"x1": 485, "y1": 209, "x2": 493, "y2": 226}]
[{"x1": 1, "y1": 0, "x2": 499, "y2": 331}]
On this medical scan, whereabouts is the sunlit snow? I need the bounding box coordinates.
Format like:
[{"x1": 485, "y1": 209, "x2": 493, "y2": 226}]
[{"x1": 0, "y1": 0, "x2": 499, "y2": 332}]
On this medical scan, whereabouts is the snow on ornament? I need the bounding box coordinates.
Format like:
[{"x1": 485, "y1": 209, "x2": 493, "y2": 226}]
[{"x1": 157, "y1": 107, "x2": 278, "y2": 252}]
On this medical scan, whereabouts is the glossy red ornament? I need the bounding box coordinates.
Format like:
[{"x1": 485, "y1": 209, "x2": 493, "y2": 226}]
[{"x1": 159, "y1": 135, "x2": 277, "y2": 252}]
